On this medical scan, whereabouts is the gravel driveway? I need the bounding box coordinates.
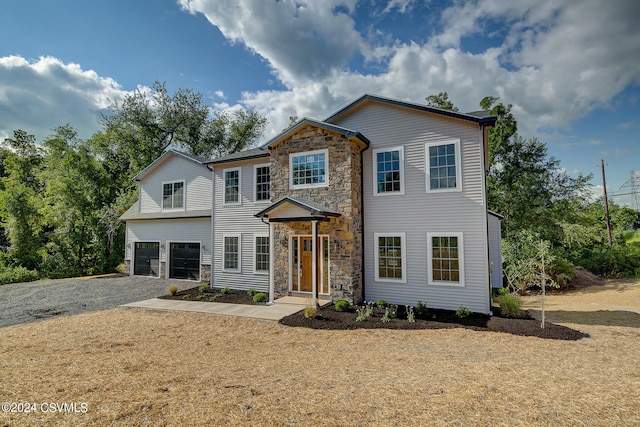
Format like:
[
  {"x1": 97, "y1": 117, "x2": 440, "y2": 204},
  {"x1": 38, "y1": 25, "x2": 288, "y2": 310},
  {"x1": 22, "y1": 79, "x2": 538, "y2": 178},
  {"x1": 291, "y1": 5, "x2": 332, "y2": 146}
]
[{"x1": 0, "y1": 275, "x2": 196, "y2": 328}]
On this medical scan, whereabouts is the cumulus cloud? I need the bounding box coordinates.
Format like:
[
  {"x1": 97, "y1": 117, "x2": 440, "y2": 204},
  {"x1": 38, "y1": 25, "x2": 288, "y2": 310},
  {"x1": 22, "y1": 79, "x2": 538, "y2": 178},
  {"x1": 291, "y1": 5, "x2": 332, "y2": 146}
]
[
  {"x1": 0, "y1": 56, "x2": 128, "y2": 141},
  {"x1": 179, "y1": 0, "x2": 640, "y2": 142}
]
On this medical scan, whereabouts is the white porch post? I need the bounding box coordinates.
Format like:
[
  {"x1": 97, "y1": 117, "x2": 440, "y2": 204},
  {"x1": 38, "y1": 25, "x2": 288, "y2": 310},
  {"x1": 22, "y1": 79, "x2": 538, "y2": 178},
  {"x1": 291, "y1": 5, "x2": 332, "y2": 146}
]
[
  {"x1": 268, "y1": 221, "x2": 275, "y2": 305},
  {"x1": 311, "y1": 219, "x2": 318, "y2": 308}
]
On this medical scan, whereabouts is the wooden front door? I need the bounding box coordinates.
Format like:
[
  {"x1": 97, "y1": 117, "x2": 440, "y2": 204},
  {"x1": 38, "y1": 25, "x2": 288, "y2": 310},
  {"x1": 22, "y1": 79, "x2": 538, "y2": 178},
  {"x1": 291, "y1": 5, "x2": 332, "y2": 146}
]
[{"x1": 292, "y1": 235, "x2": 329, "y2": 294}]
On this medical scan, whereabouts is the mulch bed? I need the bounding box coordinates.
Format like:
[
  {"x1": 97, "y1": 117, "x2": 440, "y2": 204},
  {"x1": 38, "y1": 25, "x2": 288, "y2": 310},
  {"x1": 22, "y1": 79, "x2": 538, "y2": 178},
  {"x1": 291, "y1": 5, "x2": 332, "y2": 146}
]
[{"x1": 159, "y1": 286, "x2": 588, "y2": 340}]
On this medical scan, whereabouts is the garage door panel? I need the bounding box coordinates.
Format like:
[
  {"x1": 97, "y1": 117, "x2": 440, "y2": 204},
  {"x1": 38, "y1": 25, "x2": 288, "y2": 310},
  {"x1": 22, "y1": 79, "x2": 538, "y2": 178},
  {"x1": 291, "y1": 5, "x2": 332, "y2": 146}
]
[
  {"x1": 134, "y1": 242, "x2": 160, "y2": 277},
  {"x1": 170, "y1": 243, "x2": 200, "y2": 280}
]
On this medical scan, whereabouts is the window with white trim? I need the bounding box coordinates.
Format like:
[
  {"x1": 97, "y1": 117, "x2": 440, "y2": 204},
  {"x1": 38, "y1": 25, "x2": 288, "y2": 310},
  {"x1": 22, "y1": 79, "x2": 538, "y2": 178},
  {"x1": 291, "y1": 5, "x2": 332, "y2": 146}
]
[
  {"x1": 425, "y1": 140, "x2": 462, "y2": 191},
  {"x1": 224, "y1": 168, "x2": 241, "y2": 205},
  {"x1": 223, "y1": 234, "x2": 241, "y2": 272},
  {"x1": 254, "y1": 164, "x2": 270, "y2": 202},
  {"x1": 373, "y1": 147, "x2": 404, "y2": 195},
  {"x1": 254, "y1": 235, "x2": 269, "y2": 274},
  {"x1": 427, "y1": 232, "x2": 464, "y2": 286},
  {"x1": 290, "y1": 149, "x2": 328, "y2": 188},
  {"x1": 162, "y1": 180, "x2": 185, "y2": 210},
  {"x1": 374, "y1": 233, "x2": 406, "y2": 283}
]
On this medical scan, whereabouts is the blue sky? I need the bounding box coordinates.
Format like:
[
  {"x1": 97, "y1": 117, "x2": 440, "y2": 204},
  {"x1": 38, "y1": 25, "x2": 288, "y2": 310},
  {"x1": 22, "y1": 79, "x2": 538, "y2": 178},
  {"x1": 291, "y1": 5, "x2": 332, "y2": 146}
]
[{"x1": 0, "y1": 0, "x2": 639, "y2": 206}]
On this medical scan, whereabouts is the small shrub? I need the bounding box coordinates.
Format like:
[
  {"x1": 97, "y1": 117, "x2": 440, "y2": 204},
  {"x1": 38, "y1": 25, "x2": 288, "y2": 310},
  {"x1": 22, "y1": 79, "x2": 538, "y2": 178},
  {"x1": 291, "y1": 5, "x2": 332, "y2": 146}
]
[
  {"x1": 334, "y1": 299, "x2": 350, "y2": 312},
  {"x1": 415, "y1": 300, "x2": 428, "y2": 317},
  {"x1": 220, "y1": 287, "x2": 230, "y2": 294},
  {"x1": 376, "y1": 299, "x2": 387, "y2": 308},
  {"x1": 381, "y1": 307, "x2": 391, "y2": 323},
  {"x1": 0, "y1": 266, "x2": 39, "y2": 285},
  {"x1": 181, "y1": 295, "x2": 190, "y2": 300},
  {"x1": 492, "y1": 287, "x2": 509, "y2": 297},
  {"x1": 355, "y1": 307, "x2": 366, "y2": 321},
  {"x1": 456, "y1": 306, "x2": 471, "y2": 318},
  {"x1": 195, "y1": 294, "x2": 206, "y2": 301},
  {"x1": 304, "y1": 306, "x2": 317, "y2": 319},
  {"x1": 498, "y1": 293, "x2": 523, "y2": 318},
  {"x1": 167, "y1": 285, "x2": 178, "y2": 296},
  {"x1": 209, "y1": 295, "x2": 217, "y2": 302},
  {"x1": 247, "y1": 288, "x2": 258, "y2": 297},
  {"x1": 406, "y1": 306, "x2": 415, "y2": 323},
  {"x1": 253, "y1": 292, "x2": 267, "y2": 303},
  {"x1": 387, "y1": 304, "x2": 398, "y2": 319},
  {"x1": 198, "y1": 283, "x2": 209, "y2": 293}
]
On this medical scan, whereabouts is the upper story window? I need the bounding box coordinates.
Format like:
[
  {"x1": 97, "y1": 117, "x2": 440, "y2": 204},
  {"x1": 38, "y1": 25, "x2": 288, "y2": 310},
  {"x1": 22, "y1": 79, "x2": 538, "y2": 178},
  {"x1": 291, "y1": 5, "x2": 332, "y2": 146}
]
[
  {"x1": 373, "y1": 147, "x2": 404, "y2": 196},
  {"x1": 223, "y1": 168, "x2": 241, "y2": 205},
  {"x1": 290, "y1": 149, "x2": 328, "y2": 189},
  {"x1": 254, "y1": 164, "x2": 270, "y2": 202},
  {"x1": 162, "y1": 180, "x2": 185, "y2": 210},
  {"x1": 426, "y1": 140, "x2": 462, "y2": 192}
]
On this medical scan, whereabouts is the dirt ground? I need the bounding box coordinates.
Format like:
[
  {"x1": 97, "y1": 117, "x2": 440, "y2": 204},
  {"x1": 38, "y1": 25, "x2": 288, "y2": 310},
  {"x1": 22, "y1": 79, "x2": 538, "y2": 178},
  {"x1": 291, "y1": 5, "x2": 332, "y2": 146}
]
[{"x1": 1, "y1": 280, "x2": 639, "y2": 426}]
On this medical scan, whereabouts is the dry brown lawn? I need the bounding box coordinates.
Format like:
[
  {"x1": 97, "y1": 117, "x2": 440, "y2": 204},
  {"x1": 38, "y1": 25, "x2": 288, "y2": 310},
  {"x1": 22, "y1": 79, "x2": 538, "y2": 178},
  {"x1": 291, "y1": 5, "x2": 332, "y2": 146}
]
[{"x1": 1, "y1": 280, "x2": 639, "y2": 426}]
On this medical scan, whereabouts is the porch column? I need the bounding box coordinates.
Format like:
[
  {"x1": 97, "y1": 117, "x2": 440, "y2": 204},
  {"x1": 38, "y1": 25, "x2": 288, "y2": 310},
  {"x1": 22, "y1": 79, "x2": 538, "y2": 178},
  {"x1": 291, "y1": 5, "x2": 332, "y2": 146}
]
[
  {"x1": 268, "y1": 221, "x2": 275, "y2": 305},
  {"x1": 311, "y1": 219, "x2": 318, "y2": 308}
]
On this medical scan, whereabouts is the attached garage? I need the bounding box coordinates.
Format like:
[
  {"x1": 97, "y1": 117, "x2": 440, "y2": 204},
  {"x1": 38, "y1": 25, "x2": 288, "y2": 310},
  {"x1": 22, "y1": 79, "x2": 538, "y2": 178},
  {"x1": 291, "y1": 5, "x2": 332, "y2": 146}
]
[
  {"x1": 169, "y1": 242, "x2": 201, "y2": 280},
  {"x1": 134, "y1": 242, "x2": 160, "y2": 277}
]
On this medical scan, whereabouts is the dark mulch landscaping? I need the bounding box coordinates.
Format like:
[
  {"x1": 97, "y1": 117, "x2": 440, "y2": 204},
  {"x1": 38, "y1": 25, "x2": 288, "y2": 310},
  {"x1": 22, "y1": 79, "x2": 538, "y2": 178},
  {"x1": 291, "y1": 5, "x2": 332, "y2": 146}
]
[
  {"x1": 158, "y1": 286, "x2": 588, "y2": 340},
  {"x1": 279, "y1": 304, "x2": 589, "y2": 341},
  {"x1": 159, "y1": 286, "x2": 265, "y2": 304}
]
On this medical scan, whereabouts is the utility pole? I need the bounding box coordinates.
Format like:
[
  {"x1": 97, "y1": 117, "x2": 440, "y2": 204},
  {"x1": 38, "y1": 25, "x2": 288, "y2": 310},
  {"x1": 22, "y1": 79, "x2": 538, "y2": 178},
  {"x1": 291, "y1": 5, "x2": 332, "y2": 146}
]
[{"x1": 601, "y1": 159, "x2": 613, "y2": 246}]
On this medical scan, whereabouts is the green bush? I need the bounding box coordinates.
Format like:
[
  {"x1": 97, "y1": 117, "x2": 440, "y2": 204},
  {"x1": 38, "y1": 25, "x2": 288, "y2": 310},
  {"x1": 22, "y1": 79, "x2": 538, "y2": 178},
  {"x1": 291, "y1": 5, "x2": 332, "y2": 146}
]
[
  {"x1": 253, "y1": 292, "x2": 267, "y2": 303},
  {"x1": 414, "y1": 300, "x2": 428, "y2": 317},
  {"x1": 220, "y1": 287, "x2": 230, "y2": 294},
  {"x1": 0, "y1": 266, "x2": 39, "y2": 285},
  {"x1": 376, "y1": 299, "x2": 387, "y2": 308},
  {"x1": 551, "y1": 257, "x2": 575, "y2": 288},
  {"x1": 198, "y1": 283, "x2": 210, "y2": 293},
  {"x1": 247, "y1": 288, "x2": 258, "y2": 297},
  {"x1": 456, "y1": 306, "x2": 471, "y2": 318},
  {"x1": 498, "y1": 293, "x2": 523, "y2": 318},
  {"x1": 334, "y1": 299, "x2": 350, "y2": 312},
  {"x1": 304, "y1": 306, "x2": 317, "y2": 319}
]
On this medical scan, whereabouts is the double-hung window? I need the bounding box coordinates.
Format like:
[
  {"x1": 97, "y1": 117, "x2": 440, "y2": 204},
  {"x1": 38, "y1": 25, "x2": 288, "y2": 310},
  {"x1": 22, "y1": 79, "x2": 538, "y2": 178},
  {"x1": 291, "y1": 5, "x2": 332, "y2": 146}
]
[
  {"x1": 374, "y1": 233, "x2": 406, "y2": 283},
  {"x1": 425, "y1": 140, "x2": 462, "y2": 192},
  {"x1": 224, "y1": 168, "x2": 241, "y2": 205},
  {"x1": 373, "y1": 147, "x2": 404, "y2": 195},
  {"x1": 223, "y1": 234, "x2": 241, "y2": 272},
  {"x1": 254, "y1": 235, "x2": 269, "y2": 274},
  {"x1": 162, "y1": 180, "x2": 185, "y2": 210},
  {"x1": 254, "y1": 164, "x2": 270, "y2": 202},
  {"x1": 427, "y1": 232, "x2": 464, "y2": 286},
  {"x1": 290, "y1": 149, "x2": 328, "y2": 189}
]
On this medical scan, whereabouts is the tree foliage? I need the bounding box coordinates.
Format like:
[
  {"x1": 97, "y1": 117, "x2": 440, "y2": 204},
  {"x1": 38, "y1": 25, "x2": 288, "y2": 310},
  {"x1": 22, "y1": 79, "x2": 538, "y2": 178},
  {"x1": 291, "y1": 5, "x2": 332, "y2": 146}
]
[{"x1": 425, "y1": 92, "x2": 459, "y2": 111}]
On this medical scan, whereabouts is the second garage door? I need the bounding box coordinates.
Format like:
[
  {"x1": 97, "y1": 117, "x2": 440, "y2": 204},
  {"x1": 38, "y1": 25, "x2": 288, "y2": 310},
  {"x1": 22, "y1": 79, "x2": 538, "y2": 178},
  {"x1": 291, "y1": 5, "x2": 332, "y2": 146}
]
[{"x1": 169, "y1": 243, "x2": 200, "y2": 280}]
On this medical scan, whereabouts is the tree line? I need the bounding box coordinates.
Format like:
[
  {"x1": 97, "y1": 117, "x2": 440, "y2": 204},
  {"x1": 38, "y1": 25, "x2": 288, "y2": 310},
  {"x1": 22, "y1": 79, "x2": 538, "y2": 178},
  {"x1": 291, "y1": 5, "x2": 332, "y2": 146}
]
[{"x1": 0, "y1": 81, "x2": 266, "y2": 283}]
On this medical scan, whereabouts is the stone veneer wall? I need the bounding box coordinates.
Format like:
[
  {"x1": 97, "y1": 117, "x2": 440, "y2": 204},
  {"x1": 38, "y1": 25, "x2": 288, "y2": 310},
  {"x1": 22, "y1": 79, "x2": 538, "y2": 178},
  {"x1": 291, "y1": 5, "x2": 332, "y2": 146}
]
[{"x1": 269, "y1": 125, "x2": 364, "y2": 303}]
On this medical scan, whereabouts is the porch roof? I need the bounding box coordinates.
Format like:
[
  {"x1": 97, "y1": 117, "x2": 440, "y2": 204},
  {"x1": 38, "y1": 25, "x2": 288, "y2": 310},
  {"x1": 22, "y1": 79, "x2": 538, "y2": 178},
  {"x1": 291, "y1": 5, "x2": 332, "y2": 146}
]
[{"x1": 254, "y1": 196, "x2": 341, "y2": 222}]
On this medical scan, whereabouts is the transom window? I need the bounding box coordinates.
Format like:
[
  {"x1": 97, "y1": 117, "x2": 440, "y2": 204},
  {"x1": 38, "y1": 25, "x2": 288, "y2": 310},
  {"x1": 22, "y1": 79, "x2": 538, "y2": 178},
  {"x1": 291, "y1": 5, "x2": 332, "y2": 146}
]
[
  {"x1": 162, "y1": 180, "x2": 184, "y2": 210},
  {"x1": 224, "y1": 168, "x2": 241, "y2": 204},
  {"x1": 255, "y1": 164, "x2": 270, "y2": 202},
  {"x1": 373, "y1": 147, "x2": 404, "y2": 195},
  {"x1": 426, "y1": 140, "x2": 462, "y2": 192},
  {"x1": 428, "y1": 232, "x2": 464, "y2": 286},
  {"x1": 290, "y1": 149, "x2": 328, "y2": 188},
  {"x1": 223, "y1": 235, "x2": 240, "y2": 271},
  {"x1": 254, "y1": 235, "x2": 269, "y2": 273},
  {"x1": 374, "y1": 233, "x2": 406, "y2": 283}
]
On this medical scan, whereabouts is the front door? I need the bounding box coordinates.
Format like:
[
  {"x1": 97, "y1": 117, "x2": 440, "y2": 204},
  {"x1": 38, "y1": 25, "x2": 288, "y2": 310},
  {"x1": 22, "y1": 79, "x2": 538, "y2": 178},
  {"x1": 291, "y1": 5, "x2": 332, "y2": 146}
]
[
  {"x1": 292, "y1": 236, "x2": 329, "y2": 294},
  {"x1": 134, "y1": 242, "x2": 160, "y2": 277},
  {"x1": 169, "y1": 243, "x2": 200, "y2": 280}
]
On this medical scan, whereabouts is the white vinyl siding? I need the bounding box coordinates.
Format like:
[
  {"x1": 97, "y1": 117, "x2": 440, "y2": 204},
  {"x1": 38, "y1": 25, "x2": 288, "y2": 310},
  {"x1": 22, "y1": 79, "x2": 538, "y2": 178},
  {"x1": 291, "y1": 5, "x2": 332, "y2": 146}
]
[
  {"x1": 374, "y1": 233, "x2": 406, "y2": 283},
  {"x1": 223, "y1": 234, "x2": 241, "y2": 272},
  {"x1": 427, "y1": 232, "x2": 465, "y2": 287},
  {"x1": 138, "y1": 154, "x2": 211, "y2": 213},
  {"x1": 254, "y1": 234, "x2": 269, "y2": 274},
  {"x1": 223, "y1": 167, "x2": 241, "y2": 205},
  {"x1": 212, "y1": 158, "x2": 270, "y2": 292},
  {"x1": 333, "y1": 101, "x2": 490, "y2": 313},
  {"x1": 373, "y1": 146, "x2": 405, "y2": 196},
  {"x1": 426, "y1": 140, "x2": 462, "y2": 192},
  {"x1": 289, "y1": 149, "x2": 328, "y2": 189},
  {"x1": 254, "y1": 164, "x2": 270, "y2": 203}
]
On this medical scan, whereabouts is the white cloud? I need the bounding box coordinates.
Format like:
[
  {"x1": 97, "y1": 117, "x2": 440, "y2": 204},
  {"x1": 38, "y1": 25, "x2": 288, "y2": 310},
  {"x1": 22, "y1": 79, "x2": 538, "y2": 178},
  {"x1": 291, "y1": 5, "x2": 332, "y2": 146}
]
[
  {"x1": 0, "y1": 56, "x2": 128, "y2": 142},
  {"x1": 180, "y1": 0, "x2": 640, "y2": 143}
]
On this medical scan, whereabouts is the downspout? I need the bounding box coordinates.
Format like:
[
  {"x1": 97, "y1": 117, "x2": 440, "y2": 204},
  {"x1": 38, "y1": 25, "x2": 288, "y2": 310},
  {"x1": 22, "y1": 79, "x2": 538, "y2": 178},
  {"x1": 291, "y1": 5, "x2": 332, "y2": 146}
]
[
  {"x1": 206, "y1": 163, "x2": 215, "y2": 288},
  {"x1": 359, "y1": 140, "x2": 370, "y2": 305},
  {"x1": 480, "y1": 123, "x2": 492, "y2": 315}
]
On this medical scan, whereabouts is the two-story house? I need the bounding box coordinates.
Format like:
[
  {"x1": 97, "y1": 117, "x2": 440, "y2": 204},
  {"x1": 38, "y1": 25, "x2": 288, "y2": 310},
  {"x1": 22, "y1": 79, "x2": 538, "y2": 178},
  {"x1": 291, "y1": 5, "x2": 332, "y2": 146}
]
[{"x1": 122, "y1": 94, "x2": 500, "y2": 314}]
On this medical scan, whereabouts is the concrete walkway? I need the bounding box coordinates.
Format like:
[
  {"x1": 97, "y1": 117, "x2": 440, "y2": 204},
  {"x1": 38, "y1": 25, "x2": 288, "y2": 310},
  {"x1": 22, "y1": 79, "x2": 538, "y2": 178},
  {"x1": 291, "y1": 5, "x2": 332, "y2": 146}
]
[{"x1": 121, "y1": 296, "x2": 331, "y2": 321}]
